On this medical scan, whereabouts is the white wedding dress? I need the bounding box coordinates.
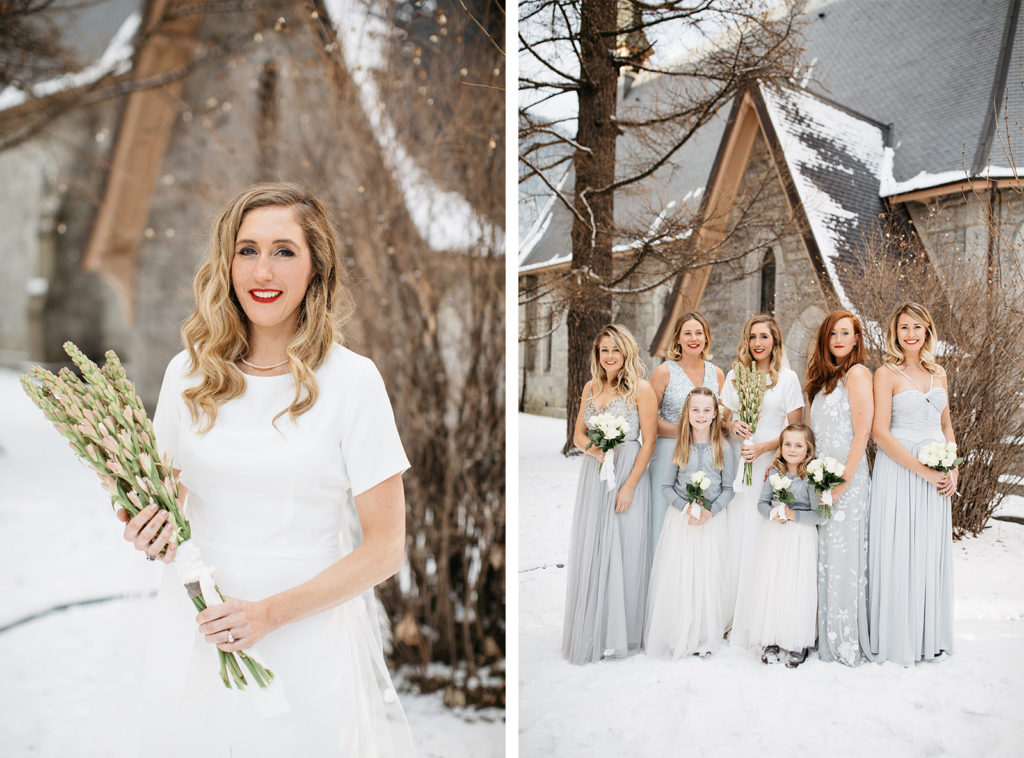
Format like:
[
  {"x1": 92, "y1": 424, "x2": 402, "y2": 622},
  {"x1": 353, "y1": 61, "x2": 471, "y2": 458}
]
[{"x1": 143, "y1": 345, "x2": 415, "y2": 757}]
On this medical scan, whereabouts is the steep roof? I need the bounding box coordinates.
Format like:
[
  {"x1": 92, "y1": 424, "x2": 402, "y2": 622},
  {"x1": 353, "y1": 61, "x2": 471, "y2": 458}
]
[
  {"x1": 756, "y1": 83, "x2": 889, "y2": 310},
  {"x1": 520, "y1": 0, "x2": 1023, "y2": 271}
]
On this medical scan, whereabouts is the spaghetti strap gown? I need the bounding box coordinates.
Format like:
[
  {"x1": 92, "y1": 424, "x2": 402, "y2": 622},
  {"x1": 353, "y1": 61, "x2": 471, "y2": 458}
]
[
  {"x1": 810, "y1": 371, "x2": 872, "y2": 665},
  {"x1": 867, "y1": 369, "x2": 954, "y2": 665},
  {"x1": 562, "y1": 393, "x2": 651, "y2": 664},
  {"x1": 646, "y1": 360, "x2": 719, "y2": 550}
]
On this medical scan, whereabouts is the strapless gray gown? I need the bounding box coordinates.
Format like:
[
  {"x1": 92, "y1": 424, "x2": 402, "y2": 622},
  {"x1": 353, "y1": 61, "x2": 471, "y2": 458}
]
[
  {"x1": 562, "y1": 393, "x2": 651, "y2": 664},
  {"x1": 867, "y1": 381, "x2": 954, "y2": 665}
]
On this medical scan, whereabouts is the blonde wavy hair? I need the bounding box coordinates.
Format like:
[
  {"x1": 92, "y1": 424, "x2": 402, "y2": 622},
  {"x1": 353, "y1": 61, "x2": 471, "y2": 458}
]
[
  {"x1": 768, "y1": 423, "x2": 815, "y2": 479},
  {"x1": 883, "y1": 301, "x2": 941, "y2": 374},
  {"x1": 590, "y1": 324, "x2": 647, "y2": 405},
  {"x1": 665, "y1": 311, "x2": 714, "y2": 362},
  {"x1": 734, "y1": 314, "x2": 784, "y2": 387},
  {"x1": 673, "y1": 386, "x2": 725, "y2": 470},
  {"x1": 180, "y1": 183, "x2": 350, "y2": 431}
]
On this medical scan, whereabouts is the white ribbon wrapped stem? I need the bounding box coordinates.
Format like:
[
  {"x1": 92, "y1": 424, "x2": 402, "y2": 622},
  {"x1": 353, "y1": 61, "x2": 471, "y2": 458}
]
[
  {"x1": 600, "y1": 448, "x2": 616, "y2": 492},
  {"x1": 820, "y1": 489, "x2": 833, "y2": 506},
  {"x1": 688, "y1": 501, "x2": 703, "y2": 519},
  {"x1": 769, "y1": 502, "x2": 788, "y2": 522},
  {"x1": 171, "y1": 539, "x2": 287, "y2": 714}
]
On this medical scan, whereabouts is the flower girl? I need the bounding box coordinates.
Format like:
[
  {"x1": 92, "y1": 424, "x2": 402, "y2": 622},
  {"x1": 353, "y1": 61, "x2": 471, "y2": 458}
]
[
  {"x1": 741, "y1": 423, "x2": 827, "y2": 668},
  {"x1": 645, "y1": 387, "x2": 736, "y2": 658}
]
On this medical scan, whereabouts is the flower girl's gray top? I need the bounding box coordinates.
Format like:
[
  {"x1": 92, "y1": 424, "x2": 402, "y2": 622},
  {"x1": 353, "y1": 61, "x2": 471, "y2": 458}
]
[
  {"x1": 756, "y1": 473, "x2": 827, "y2": 525},
  {"x1": 661, "y1": 441, "x2": 737, "y2": 515},
  {"x1": 658, "y1": 360, "x2": 719, "y2": 423}
]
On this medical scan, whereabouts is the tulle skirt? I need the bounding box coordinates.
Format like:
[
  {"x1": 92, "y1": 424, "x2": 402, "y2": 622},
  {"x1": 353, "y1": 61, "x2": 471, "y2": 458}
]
[
  {"x1": 562, "y1": 440, "x2": 651, "y2": 664},
  {"x1": 731, "y1": 520, "x2": 818, "y2": 653},
  {"x1": 645, "y1": 507, "x2": 730, "y2": 658},
  {"x1": 867, "y1": 441, "x2": 954, "y2": 665},
  {"x1": 139, "y1": 539, "x2": 415, "y2": 757}
]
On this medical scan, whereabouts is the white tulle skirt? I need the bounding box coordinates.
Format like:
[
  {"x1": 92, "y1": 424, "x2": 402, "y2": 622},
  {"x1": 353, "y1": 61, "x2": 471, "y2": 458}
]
[
  {"x1": 139, "y1": 539, "x2": 415, "y2": 757},
  {"x1": 645, "y1": 507, "x2": 730, "y2": 658},
  {"x1": 731, "y1": 520, "x2": 818, "y2": 653}
]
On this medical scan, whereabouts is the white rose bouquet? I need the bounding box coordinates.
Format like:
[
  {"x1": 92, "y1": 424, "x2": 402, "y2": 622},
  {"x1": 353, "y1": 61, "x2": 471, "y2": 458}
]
[
  {"x1": 20, "y1": 342, "x2": 275, "y2": 691},
  {"x1": 733, "y1": 362, "x2": 768, "y2": 487},
  {"x1": 918, "y1": 441, "x2": 963, "y2": 473},
  {"x1": 684, "y1": 470, "x2": 712, "y2": 519},
  {"x1": 767, "y1": 472, "x2": 795, "y2": 523},
  {"x1": 586, "y1": 412, "x2": 631, "y2": 492},
  {"x1": 807, "y1": 457, "x2": 846, "y2": 518}
]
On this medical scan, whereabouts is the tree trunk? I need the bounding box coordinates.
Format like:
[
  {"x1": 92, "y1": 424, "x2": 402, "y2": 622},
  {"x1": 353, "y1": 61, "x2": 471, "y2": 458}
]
[{"x1": 562, "y1": 0, "x2": 619, "y2": 453}]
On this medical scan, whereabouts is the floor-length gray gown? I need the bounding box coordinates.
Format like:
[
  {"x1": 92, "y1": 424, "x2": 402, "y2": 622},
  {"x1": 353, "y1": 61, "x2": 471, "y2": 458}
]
[
  {"x1": 867, "y1": 369, "x2": 954, "y2": 665},
  {"x1": 562, "y1": 392, "x2": 651, "y2": 664}
]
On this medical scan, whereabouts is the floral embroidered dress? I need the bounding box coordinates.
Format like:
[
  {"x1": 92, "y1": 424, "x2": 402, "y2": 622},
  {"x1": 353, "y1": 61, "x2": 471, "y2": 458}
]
[{"x1": 810, "y1": 367, "x2": 872, "y2": 665}]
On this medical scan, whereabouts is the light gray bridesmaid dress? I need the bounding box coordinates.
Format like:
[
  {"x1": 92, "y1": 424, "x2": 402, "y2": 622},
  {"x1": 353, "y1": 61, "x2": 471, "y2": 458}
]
[
  {"x1": 562, "y1": 392, "x2": 651, "y2": 664},
  {"x1": 647, "y1": 360, "x2": 718, "y2": 550},
  {"x1": 867, "y1": 368, "x2": 954, "y2": 665},
  {"x1": 810, "y1": 370, "x2": 872, "y2": 665}
]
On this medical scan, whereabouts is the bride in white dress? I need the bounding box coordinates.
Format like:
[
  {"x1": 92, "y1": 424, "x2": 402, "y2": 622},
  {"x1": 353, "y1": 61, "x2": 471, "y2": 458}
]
[{"x1": 118, "y1": 183, "x2": 415, "y2": 756}]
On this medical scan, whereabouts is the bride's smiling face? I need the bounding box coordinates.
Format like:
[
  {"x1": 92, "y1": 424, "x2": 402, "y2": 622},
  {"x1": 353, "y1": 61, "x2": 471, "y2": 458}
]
[
  {"x1": 748, "y1": 323, "x2": 774, "y2": 366},
  {"x1": 231, "y1": 205, "x2": 314, "y2": 334}
]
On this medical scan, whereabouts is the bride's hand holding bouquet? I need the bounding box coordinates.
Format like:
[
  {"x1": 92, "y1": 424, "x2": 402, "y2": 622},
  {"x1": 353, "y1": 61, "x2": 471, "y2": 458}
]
[{"x1": 20, "y1": 342, "x2": 274, "y2": 690}]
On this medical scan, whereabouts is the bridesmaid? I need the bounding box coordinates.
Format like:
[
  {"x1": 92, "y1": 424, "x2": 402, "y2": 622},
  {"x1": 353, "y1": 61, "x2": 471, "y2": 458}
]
[
  {"x1": 868, "y1": 302, "x2": 957, "y2": 665},
  {"x1": 722, "y1": 314, "x2": 804, "y2": 632},
  {"x1": 562, "y1": 324, "x2": 657, "y2": 664},
  {"x1": 647, "y1": 312, "x2": 725, "y2": 550},
  {"x1": 806, "y1": 310, "x2": 873, "y2": 665}
]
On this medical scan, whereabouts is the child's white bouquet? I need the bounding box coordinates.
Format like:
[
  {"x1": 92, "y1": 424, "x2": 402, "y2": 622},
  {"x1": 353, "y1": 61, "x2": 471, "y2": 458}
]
[
  {"x1": 684, "y1": 470, "x2": 712, "y2": 519},
  {"x1": 808, "y1": 457, "x2": 846, "y2": 518},
  {"x1": 767, "y1": 472, "x2": 795, "y2": 523},
  {"x1": 586, "y1": 412, "x2": 631, "y2": 492}
]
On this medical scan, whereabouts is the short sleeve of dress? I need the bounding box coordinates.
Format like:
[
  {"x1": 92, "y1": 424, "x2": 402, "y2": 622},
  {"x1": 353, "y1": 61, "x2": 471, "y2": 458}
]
[
  {"x1": 341, "y1": 359, "x2": 411, "y2": 496},
  {"x1": 152, "y1": 351, "x2": 187, "y2": 462},
  {"x1": 781, "y1": 369, "x2": 805, "y2": 414},
  {"x1": 721, "y1": 369, "x2": 738, "y2": 413}
]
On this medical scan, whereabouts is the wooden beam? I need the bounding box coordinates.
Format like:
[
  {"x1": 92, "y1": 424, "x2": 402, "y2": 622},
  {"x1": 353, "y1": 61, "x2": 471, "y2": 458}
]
[
  {"x1": 889, "y1": 176, "x2": 1024, "y2": 205},
  {"x1": 82, "y1": 1, "x2": 201, "y2": 321}
]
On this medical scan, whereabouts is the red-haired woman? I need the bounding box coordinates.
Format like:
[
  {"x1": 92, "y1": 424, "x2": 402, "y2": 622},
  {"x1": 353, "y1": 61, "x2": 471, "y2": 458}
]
[{"x1": 805, "y1": 310, "x2": 873, "y2": 665}]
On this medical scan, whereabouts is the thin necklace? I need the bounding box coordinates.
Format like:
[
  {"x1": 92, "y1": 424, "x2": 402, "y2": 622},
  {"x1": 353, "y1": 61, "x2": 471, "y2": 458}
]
[{"x1": 241, "y1": 356, "x2": 288, "y2": 370}]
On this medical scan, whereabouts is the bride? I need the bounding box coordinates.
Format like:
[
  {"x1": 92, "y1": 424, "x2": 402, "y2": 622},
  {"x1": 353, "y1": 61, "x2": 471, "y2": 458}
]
[{"x1": 118, "y1": 183, "x2": 415, "y2": 756}]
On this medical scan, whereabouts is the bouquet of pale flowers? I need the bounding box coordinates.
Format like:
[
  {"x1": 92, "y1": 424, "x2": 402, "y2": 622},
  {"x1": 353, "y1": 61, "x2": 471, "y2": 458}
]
[
  {"x1": 684, "y1": 470, "x2": 712, "y2": 519},
  {"x1": 807, "y1": 457, "x2": 846, "y2": 518},
  {"x1": 20, "y1": 342, "x2": 274, "y2": 691},
  {"x1": 918, "y1": 441, "x2": 963, "y2": 473},
  {"x1": 586, "y1": 412, "x2": 631, "y2": 492},
  {"x1": 733, "y1": 362, "x2": 768, "y2": 487},
  {"x1": 767, "y1": 472, "x2": 795, "y2": 523}
]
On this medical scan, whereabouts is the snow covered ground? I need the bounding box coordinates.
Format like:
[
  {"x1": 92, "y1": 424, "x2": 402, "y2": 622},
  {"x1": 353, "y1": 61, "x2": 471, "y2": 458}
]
[
  {"x1": 0, "y1": 369, "x2": 504, "y2": 757},
  {"x1": 519, "y1": 412, "x2": 1024, "y2": 757}
]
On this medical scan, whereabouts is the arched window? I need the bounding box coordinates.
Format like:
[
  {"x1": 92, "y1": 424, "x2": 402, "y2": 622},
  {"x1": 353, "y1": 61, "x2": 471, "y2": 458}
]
[{"x1": 760, "y1": 248, "x2": 776, "y2": 315}]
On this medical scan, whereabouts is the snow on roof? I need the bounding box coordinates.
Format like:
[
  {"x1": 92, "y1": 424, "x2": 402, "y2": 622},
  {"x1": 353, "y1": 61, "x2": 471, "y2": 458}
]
[
  {"x1": 0, "y1": 11, "x2": 140, "y2": 112},
  {"x1": 519, "y1": 167, "x2": 571, "y2": 265},
  {"x1": 759, "y1": 83, "x2": 889, "y2": 309},
  {"x1": 326, "y1": 0, "x2": 497, "y2": 253},
  {"x1": 882, "y1": 165, "x2": 1020, "y2": 197}
]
